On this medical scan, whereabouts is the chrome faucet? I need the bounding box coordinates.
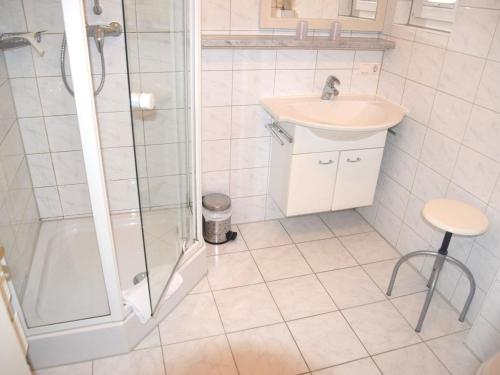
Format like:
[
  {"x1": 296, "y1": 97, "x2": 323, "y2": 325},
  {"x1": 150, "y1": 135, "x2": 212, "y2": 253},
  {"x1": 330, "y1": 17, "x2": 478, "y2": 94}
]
[{"x1": 321, "y1": 75, "x2": 340, "y2": 100}]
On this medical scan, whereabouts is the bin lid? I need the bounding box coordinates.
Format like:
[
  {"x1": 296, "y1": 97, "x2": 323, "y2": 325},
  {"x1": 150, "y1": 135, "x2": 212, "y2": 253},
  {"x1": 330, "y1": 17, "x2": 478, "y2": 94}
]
[{"x1": 202, "y1": 193, "x2": 231, "y2": 211}]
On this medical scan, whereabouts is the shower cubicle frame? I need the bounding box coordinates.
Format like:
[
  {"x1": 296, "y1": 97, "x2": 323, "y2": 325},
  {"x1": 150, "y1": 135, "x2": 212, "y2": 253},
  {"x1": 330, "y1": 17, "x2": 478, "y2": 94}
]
[{"x1": 5, "y1": 0, "x2": 206, "y2": 368}]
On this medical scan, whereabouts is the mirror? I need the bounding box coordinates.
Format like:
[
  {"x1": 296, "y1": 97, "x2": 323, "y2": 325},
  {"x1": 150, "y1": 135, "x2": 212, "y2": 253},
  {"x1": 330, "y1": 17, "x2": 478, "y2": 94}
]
[
  {"x1": 394, "y1": 0, "x2": 457, "y2": 31},
  {"x1": 261, "y1": 0, "x2": 388, "y2": 31}
]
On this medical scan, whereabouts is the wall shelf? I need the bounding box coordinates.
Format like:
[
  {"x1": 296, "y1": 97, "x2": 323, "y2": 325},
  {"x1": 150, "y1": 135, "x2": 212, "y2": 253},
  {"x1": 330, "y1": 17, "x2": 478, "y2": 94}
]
[{"x1": 202, "y1": 34, "x2": 395, "y2": 51}]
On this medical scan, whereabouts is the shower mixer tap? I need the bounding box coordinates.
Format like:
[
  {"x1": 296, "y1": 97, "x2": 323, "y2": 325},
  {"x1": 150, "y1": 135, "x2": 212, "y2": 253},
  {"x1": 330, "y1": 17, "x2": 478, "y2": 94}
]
[{"x1": 86, "y1": 22, "x2": 122, "y2": 53}]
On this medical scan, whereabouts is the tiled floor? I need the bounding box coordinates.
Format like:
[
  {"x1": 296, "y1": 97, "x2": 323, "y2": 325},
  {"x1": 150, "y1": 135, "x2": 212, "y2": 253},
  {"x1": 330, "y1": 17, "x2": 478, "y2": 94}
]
[{"x1": 33, "y1": 210, "x2": 482, "y2": 375}]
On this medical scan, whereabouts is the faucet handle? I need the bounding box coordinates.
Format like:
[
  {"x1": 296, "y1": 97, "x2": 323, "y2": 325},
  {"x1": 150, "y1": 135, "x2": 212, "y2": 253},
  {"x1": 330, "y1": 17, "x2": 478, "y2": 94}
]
[{"x1": 327, "y1": 75, "x2": 340, "y2": 86}]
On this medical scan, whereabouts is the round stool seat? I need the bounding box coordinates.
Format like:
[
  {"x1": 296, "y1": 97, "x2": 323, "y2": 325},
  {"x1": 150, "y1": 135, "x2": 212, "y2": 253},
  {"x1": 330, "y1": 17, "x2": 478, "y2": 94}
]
[{"x1": 423, "y1": 199, "x2": 488, "y2": 236}]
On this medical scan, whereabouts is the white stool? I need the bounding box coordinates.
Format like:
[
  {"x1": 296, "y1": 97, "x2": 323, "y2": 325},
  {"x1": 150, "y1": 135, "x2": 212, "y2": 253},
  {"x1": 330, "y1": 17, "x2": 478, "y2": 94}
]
[{"x1": 387, "y1": 199, "x2": 489, "y2": 332}]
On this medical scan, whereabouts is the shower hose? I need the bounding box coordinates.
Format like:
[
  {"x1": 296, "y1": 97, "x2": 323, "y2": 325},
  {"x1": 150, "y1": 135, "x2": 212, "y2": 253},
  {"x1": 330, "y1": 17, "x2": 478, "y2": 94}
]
[{"x1": 60, "y1": 33, "x2": 106, "y2": 96}]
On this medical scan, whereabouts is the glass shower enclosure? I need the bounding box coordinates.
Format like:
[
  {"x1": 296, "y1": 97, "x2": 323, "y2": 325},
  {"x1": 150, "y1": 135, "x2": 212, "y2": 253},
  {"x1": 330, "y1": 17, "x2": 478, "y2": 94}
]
[{"x1": 0, "y1": 0, "x2": 201, "y2": 366}]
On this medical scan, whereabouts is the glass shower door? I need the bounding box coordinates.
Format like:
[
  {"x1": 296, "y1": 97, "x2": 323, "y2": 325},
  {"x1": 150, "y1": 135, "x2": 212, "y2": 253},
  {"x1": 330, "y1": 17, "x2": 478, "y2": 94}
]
[{"x1": 123, "y1": 0, "x2": 194, "y2": 311}]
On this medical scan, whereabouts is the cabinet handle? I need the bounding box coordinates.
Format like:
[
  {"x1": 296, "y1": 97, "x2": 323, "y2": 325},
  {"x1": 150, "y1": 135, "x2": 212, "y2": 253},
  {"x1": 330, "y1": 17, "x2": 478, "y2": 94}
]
[
  {"x1": 347, "y1": 157, "x2": 361, "y2": 163},
  {"x1": 318, "y1": 159, "x2": 333, "y2": 165}
]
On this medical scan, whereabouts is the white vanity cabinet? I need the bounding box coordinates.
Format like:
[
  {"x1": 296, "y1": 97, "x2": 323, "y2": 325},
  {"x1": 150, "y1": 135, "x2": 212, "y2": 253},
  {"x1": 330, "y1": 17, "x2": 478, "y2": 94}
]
[{"x1": 269, "y1": 123, "x2": 386, "y2": 217}]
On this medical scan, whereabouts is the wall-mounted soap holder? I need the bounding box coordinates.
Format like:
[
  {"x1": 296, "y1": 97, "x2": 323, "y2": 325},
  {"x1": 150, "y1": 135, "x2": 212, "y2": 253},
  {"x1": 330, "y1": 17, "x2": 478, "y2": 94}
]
[{"x1": 0, "y1": 31, "x2": 45, "y2": 56}]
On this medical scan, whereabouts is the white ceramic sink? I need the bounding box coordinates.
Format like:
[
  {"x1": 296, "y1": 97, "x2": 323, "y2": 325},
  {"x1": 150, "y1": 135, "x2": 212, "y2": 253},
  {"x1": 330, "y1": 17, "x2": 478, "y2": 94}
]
[{"x1": 261, "y1": 95, "x2": 407, "y2": 134}]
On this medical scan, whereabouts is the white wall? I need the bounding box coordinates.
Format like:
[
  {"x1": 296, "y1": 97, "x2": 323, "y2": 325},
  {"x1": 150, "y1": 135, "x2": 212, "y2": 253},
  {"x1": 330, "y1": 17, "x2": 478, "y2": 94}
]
[
  {"x1": 363, "y1": 0, "x2": 500, "y2": 360},
  {"x1": 200, "y1": 0, "x2": 384, "y2": 223}
]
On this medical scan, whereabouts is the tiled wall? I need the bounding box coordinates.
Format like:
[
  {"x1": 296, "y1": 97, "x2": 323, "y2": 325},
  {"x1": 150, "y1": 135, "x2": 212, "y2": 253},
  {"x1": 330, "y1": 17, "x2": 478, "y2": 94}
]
[
  {"x1": 0, "y1": 51, "x2": 40, "y2": 298},
  {"x1": 1, "y1": 0, "x2": 138, "y2": 219},
  {"x1": 200, "y1": 0, "x2": 383, "y2": 223},
  {"x1": 125, "y1": 0, "x2": 191, "y2": 210},
  {"x1": 360, "y1": 0, "x2": 500, "y2": 360}
]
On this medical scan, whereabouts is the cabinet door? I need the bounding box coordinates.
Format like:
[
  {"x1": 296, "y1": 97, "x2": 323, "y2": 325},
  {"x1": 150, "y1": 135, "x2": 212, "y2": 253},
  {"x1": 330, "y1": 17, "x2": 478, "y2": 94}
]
[
  {"x1": 287, "y1": 151, "x2": 339, "y2": 216},
  {"x1": 332, "y1": 148, "x2": 384, "y2": 211}
]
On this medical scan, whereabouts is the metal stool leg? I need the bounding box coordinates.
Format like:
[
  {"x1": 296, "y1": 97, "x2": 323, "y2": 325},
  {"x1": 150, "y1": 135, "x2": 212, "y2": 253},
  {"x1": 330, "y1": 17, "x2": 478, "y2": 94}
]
[
  {"x1": 427, "y1": 263, "x2": 438, "y2": 288},
  {"x1": 415, "y1": 254, "x2": 445, "y2": 332},
  {"x1": 387, "y1": 250, "x2": 436, "y2": 296},
  {"x1": 446, "y1": 256, "x2": 476, "y2": 322}
]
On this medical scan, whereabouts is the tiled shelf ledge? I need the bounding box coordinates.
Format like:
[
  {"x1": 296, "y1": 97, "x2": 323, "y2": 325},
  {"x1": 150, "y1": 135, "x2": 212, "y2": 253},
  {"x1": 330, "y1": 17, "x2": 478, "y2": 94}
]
[{"x1": 202, "y1": 34, "x2": 395, "y2": 50}]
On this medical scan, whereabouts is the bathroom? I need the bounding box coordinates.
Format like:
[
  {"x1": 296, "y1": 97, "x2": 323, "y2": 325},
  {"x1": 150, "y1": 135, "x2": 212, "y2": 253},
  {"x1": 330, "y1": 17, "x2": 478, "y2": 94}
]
[{"x1": 0, "y1": 0, "x2": 500, "y2": 373}]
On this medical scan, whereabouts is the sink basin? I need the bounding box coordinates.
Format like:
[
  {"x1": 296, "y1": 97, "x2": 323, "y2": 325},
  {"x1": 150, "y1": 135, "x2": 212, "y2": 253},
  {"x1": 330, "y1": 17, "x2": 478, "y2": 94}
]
[{"x1": 261, "y1": 95, "x2": 407, "y2": 134}]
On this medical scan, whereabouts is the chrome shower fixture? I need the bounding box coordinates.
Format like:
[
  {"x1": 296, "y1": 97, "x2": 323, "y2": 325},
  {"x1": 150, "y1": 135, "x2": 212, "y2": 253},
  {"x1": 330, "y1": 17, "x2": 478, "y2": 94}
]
[
  {"x1": 93, "y1": 0, "x2": 103, "y2": 14},
  {"x1": 60, "y1": 21, "x2": 122, "y2": 96}
]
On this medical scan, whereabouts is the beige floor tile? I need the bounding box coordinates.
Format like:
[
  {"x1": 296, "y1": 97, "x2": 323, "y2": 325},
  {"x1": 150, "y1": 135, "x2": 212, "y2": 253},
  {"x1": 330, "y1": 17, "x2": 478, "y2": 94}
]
[
  {"x1": 159, "y1": 293, "x2": 224, "y2": 345},
  {"x1": 134, "y1": 327, "x2": 161, "y2": 350},
  {"x1": 340, "y1": 232, "x2": 399, "y2": 265},
  {"x1": 280, "y1": 215, "x2": 333, "y2": 243},
  {"x1": 252, "y1": 244, "x2": 312, "y2": 281},
  {"x1": 297, "y1": 238, "x2": 357, "y2": 273},
  {"x1": 373, "y1": 343, "x2": 449, "y2": 375},
  {"x1": 317, "y1": 267, "x2": 386, "y2": 309},
  {"x1": 238, "y1": 220, "x2": 292, "y2": 249},
  {"x1": 362, "y1": 259, "x2": 428, "y2": 298},
  {"x1": 392, "y1": 291, "x2": 469, "y2": 340},
  {"x1": 93, "y1": 347, "x2": 165, "y2": 375},
  {"x1": 312, "y1": 357, "x2": 381, "y2": 375},
  {"x1": 342, "y1": 301, "x2": 421, "y2": 354},
  {"x1": 214, "y1": 283, "x2": 282, "y2": 332},
  {"x1": 163, "y1": 335, "x2": 238, "y2": 375},
  {"x1": 207, "y1": 251, "x2": 263, "y2": 290},
  {"x1": 206, "y1": 225, "x2": 248, "y2": 255},
  {"x1": 320, "y1": 210, "x2": 372, "y2": 237},
  {"x1": 427, "y1": 331, "x2": 481, "y2": 375},
  {"x1": 268, "y1": 274, "x2": 337, "y2": 320},
  {"x1": 33, "y1": 362, "x2": 92, "y2": 375},
  {"x1": 287, "y1": 312, "x2": 368, "y2": 370},
  {"x1": 227, "y1": 323, "x2": 308, "y2": 375}
]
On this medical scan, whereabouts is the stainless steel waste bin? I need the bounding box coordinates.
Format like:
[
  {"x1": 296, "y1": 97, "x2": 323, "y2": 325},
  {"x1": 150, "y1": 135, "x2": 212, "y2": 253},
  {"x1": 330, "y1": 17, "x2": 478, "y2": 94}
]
[{"x1": 202, "y1": 193, "x2": 237, "y2": 244}]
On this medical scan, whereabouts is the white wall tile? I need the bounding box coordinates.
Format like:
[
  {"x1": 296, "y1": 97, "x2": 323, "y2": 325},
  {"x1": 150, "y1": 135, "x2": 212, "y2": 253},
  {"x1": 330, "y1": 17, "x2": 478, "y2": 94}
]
[
  {"x1": 448, "y1": 7, "x2": 500, "y2": 58},
  {"x1": 438, "y1": 51, "x2": 484, "y2": 102},
  {"x1": 37, "y1": 77, "x2": 76, "y2": 116},
  {"x1": 389, "y1": 117, "x2": 426, "y2": 158},
  {"x1": 276, "y1": 50, "x2": 317, "y2": 70},
  {"x1": 233, "y1": 50, "x2": 276, "y2": 70},
  {"x1": 202, "y1": 49, "x2": 233, "y2": 71},
  {"x1": 232, "y1": 70, "x2": 275, "y2": 105},
  {"x1": 489, "y1": 23, "x2": 500, "y2": 62},
  {"x1": 34, "y1": 186, "x2": 62, "y2": 218},
  {"x1": 231, "y1": 106, "x2": 269, "y2": 140},
  {"x1": 0, "y1": 0, "x2": 27, "y2": 33},
  {"x1": 411, "y1": 163, "x2": 448, "y2": 202},
  {"x1": 407, "y1": 43, "x2": 445, "y2": 88},
  {"x1": 33, "y1": 34, "x2": 65, "y2": 77},
  {"x1": 202, "y1": 0, "x2": 231, "y2": 31},
  {"x1": 19, "y1": 117, "x2": 49, "y2": 154},
  {"x1": 94, "y1": 74, "x2": 130, "y2": 113},
  {"x1": 4, "y1": 47, "x2": 35, "y2": 78},
  {"x1": 466, "y1": 243, "x2": 500, "y2": 291},
  {"x1": 231, "y1": 195, "x2": 266, "y2": 223},
  {"x1": 141, "y1": 72, "x2": 185, "y2": 109},
  {"x1": 350, "y1": 69, "x2": 379, "y2": 94},
  {"x1": 382, "y1": 37, "x2": 412, "y2": 76},
  {"x1": 137, "y1": 32, "x2": 184, "y2": 73},
  {"x1": 202, "y1": 107, "x2": 231, "y2": 140},
  {"x1": 52, "y1": 151, "x2": 86, "y2": 185},
  {"x1": 401, "y1": 80, "x2": 435, "y2": 125},
  {"x1": 373, "y1": 203, "x2": 402, "y2": 245},
  {"x1": 103, "y1": 147, "x2": 136, "y2": 180},
  {"x1": 10, "y1": 78, "x2": 42, "y2": 117},
  {"x1": 107, "y1": 179, "x2": 139, "y2": 211},
  {"x1": 476, "y1": 207, "x2": 500, "y2": 259},
  {"x1": 377, "y1": 70, "x2": 405, "y2": 104},
  {"x1": 381, "y1": 142, "x2": 418, "y2": 190},
  {"x1": 202, "y1": 170, "x2": 230, "y2": 196},
  {"x1": 27, "y1": 154, "x2": 56, "y2": 187},
  {"x1": 146, "y1": 143, "x2": 186, "y2": 177},
  {"x1": 58, "y1": 183, "x2": 91, "y2": 216},
  {"x1": 230, "y1": 137, "x2": 270, "y2": 169},
  {"x1": 143, "y1": 109, "x2": 186, "y2": 145},
  {"x1": 481, "y1": 281, "x2": 500, "y2": 331},
  {"x1": 45, "y1": 115, "x2": 81, "y2": 152},
  {"x1": 274, "y1": 70, "x2": 315, "y2": 96},
  {"x1": 452, "y1": 146, "x2": 500, "y2": 202},
  {"x1": 230, "y1": 0, "x2": 260, "y2": 31},
  {"x1": 316, "y1": 51, "x2": 354, "y2": 69},
  {"x1": 202, "y1": 140, "x2": 230, "y2": 171},
  {"x1": 230, "y1": 167, "x2": 268, "y2": 198},
  {"x1": 428, "y1": 92, "x2": 472, "y2": 142},
  {"x1": 376, "y1": 173, "x2": 409, "y2": 219},
  {"x1": 98, "y1": 112, "x2": 134, "y2": 148},
  {"x1": 464, "y1": 105, "x2": 500, "y2": 162},
  {"x1": 420, "y1": 129, "x2": 460, "y2": 178},
  {"x1": 23, "y1": 0, "x2": 65, "y2": 33},
  {"x1": 475, "y1": 60, "x2": 500, "y2": 113},
  {"x1": 202, "y1": 71, "x2": 232, "y2": 107}
]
